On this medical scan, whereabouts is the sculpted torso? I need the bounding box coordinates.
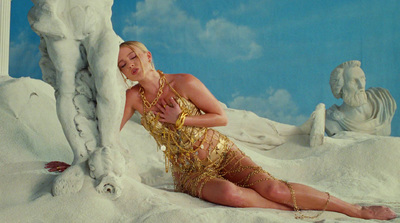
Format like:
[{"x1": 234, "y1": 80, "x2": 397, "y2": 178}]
[
  {"x1": 29, "y1": 0, "x2": 126, "y2": 199},
  {"x1": 340, "y1": 103, "x2": 373, "y2": 122},
  {"x1": 325, "y1": 102, "x2": 373, "y2": 136},
  {"x1": 29, "y1": 0, "x2": 113, "y2": 39}
]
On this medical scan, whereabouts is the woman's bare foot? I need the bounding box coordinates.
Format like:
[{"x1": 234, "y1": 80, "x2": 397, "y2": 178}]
[{"x1": 360, "y1": 206, "x2": 397, "y2": 220}]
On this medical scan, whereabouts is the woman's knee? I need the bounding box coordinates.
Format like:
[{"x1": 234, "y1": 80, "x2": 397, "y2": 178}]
[
  {"x1": 261, "y1": 180, "x2": 291, "y2": 201},
  {"x1": 203, "y1": 181, "x2": 246, "y2": 207},
  {"x1": 218, "y1": 182, "x2": 248, "y2": 207}
]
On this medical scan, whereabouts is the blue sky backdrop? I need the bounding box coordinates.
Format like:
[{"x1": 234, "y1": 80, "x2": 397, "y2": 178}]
[{"x1": 9, "y1": 0, "x2": 400, "y2": 136}]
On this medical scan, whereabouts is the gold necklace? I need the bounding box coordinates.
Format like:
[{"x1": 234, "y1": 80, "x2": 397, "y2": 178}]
[{"x1": 140, "y1": 70, "x2": 166, "y2": 111}]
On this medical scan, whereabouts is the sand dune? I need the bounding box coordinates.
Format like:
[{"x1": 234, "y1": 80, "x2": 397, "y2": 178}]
[{"x1": 0, "y1": 77, "x2": 398, "y2": 222}]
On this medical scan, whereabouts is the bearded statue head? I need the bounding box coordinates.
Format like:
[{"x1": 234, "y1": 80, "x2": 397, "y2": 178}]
[{"x1": 330, "y1": 60, "x2": 367, "y2": 107}]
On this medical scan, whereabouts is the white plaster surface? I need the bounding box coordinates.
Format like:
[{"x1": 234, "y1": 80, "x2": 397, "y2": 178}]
[
  {"x1": 1, "y1": 1, "x2": 397, "y2": 221},
  {"x1": 0, "y1": 0, "x2": 11, "y2": 76},
  {"x1": 0, "y1": 77, "x2": 399, "y2": 222}
]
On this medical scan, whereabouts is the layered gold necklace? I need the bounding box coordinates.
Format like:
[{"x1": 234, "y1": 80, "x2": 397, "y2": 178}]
[{"x1": 139, "y1": 70, "x2": 166, "y2": 111}]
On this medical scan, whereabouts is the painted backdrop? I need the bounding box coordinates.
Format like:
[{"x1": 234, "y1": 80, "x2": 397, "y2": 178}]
[{"x1": 9, "y1": 0, "x2": 400, "y2": 136}]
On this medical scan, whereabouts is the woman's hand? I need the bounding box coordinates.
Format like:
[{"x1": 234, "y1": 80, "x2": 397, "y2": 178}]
[
  {"x1": 156, "y1": 97, "x2": 182, "y2": 124},
  {"x1": 45, "y1": 161, "x2": 71, "y2": 173}
]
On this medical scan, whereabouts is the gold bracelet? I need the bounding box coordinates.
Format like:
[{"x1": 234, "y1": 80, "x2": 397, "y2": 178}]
[
  {"x1": 175, "y1": 111, "x2": 188, "y2": 130},
  {"x1": 175, "y1": 112, "x2": 187, "y2": 129}
]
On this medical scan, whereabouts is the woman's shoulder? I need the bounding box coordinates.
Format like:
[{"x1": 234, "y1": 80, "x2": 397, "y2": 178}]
[
  {"x1": 168, "y1": 72, "x2": 196, "y2": 81},
  {"x1": 166, "y1": 73, "x2": 205, "y2": 99},
  {"x1": 167, "y1": 73, "x2": 201, "y2": 87},
  {"x1": 126, "y1": 85, "x2": 141, "y2": 106},
  {"x1": 126, "y1": 84, "x2": 140, "y2": 95}
]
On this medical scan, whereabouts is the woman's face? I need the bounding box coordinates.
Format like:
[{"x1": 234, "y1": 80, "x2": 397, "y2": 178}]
[{"x1": 118, "y1": 45, "x2": 151, "y2": 81}]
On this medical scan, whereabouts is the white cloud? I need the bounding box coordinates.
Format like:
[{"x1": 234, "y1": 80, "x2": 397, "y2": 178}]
[
  {"x1": 228, "y1": 88, "x2": 309, "y2": 125},
  {"x1": 228, "y1": 0, "x2": 273, "y2": 17},
  {"x1": 122, "y1": 0, "x2": 261, "y2": 61},
  {"x1": 199, "y1": 18, "x2": 262, "y2": 61},
  {"x1": 9, "y1": 31, "x2": 41, "y2": 78}
]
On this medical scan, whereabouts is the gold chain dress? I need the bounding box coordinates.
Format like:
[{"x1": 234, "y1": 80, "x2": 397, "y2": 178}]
[
  {"x1": 139, "y1": 71, "x2": 331, "y2": 219},
  {"x1": 140, "y1": 72, "x2": 275, "y2": 198}
]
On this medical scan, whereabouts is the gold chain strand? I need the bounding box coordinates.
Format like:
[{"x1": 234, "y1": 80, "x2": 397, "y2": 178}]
[
  {"x1": 282, "y1": 181, "x2": 331, "y2": 219},
  {"x1": 140, "y1": 70, "x2": 166, "y2": 111}
]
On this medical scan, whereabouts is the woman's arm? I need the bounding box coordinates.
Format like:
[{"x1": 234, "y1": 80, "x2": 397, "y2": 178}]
[
  {"x1": 120, "y1": 89, "x2": 137, "y2": 130},
  {"x1": 157, "y1": 74, "x2": 227, "y2": 128}
]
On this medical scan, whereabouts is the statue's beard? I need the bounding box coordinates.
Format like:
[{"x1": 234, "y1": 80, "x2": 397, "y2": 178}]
[{"x1": 343, "y1": 90, "x2": 368, "y2": 107}]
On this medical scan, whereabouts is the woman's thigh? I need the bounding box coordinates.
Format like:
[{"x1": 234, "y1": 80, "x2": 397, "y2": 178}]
[
  {"x1": 221, "y1": 147, "x2": 275, "y2": 187},
  {"x1": 200, "y1": 177, "x2": 292, "y2": 210}
]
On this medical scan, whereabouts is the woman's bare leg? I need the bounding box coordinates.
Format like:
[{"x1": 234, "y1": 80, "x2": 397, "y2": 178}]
[
  {"x1": 252, "y1": 180, "x2": 396, "y2": 220},
  {"x1": 200, "y1": 178, "x2": 291, "y2": 210},
  {"x1": 223, "y1": 149, "x2": 397, "y2": 220}
]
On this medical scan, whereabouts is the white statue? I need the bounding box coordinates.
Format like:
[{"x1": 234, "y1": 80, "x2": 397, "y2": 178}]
[
  {"x1": 28, "y1": 0, "x2": 126, "y2": 199},
  {"x1": 326, "y1": 60, "x2": 397, "y2": 136}
]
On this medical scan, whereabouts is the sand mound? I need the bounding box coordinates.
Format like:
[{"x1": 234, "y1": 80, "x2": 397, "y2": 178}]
[{"x1": 0, "y1": 77, "x2": 398, "y2": 222}]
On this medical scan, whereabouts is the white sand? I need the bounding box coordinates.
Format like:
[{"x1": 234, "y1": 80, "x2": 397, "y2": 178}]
[{"x1": 0, "y1": 76, "x2": 399, "y2": 223}]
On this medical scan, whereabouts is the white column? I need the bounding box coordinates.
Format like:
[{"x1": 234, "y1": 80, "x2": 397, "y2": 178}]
[{"x1": 0, "y1": 0, "x2": 11, "y2": 76}]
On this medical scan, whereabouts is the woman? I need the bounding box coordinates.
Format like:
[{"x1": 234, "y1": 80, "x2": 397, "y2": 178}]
[{"x1": 117, "y1": 40, "x2": 396, "y2": 220}]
